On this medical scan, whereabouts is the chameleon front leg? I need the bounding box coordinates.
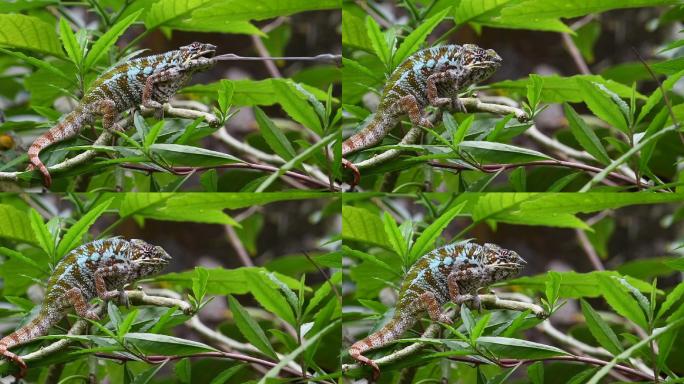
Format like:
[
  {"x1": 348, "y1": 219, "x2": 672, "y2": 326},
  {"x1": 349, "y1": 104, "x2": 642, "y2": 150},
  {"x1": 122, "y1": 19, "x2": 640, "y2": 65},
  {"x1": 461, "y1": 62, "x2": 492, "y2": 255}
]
[
  {"x1": 426, "y1": 70, "x2": 467, "y2": 113},
  {"x1": 447, "y1": 271, "x2": 482, "y2": 311},
  {"x1": 65, "y1": 287, "x2": 100, "y2": 321},
  {"x1": 419, "y1": 291, "x2": 453, "y2": 324},
  {"x1": 94, "y1": 264, "x2": 131, "y2": 306},
  {"x1": 142, "y1": 68, "x2": 181, "y2": 119}
]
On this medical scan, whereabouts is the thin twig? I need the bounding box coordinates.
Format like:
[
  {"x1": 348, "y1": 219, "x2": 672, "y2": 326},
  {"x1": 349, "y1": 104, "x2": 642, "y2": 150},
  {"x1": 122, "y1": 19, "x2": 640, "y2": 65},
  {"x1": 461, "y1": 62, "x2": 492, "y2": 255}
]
[
  {"x1": 225, "y1": 225, "x2": 254, "y2": 267},
  {"x1": 562, "y1": 33, "x2": 591, "y2": 75},
  {"x1": 576, "y1": 229, "x2": 605, "y2": 270},
  {"x1": 119, "y1": 162, "x2": 337, "y2": 190},
  {"x1": 428, "y1": 159, "x2": 641, "y2": 188},
  {"x1": 250, "y1": 36, "x2": 282, "y2": 78}
]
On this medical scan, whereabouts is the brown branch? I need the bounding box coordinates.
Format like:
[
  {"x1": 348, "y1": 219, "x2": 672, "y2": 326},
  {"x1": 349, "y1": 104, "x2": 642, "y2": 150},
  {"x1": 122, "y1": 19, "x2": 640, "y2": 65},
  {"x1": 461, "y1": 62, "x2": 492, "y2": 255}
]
[
  {"x1": 93, "y1": 351, "x2": 333, "y2": 383},
  {"x1": 446, "y1": 355, "x2": 654, "y2": 381},
  {"x1": 427, "y1": 160, "x2": 645, "y2": 188},
  {"x1": 119, "y1": 162, "x2": 338, "y2": 191}
]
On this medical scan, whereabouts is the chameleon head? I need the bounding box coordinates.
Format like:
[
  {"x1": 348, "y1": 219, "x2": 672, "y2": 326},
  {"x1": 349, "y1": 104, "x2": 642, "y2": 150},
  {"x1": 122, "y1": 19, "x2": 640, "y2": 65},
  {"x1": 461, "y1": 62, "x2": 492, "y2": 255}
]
[
  {"x1": 480, "y1": 243, "x2": 525, "y2": 282},
  {"x1": 460, "y1": 44, "x2": 503, "y2": 85},
  {"x1": 128, "y1": 239, "x2": 172, "y2": 277},
  {"x1": 179, "y1": 42, "x2": 217, "y2": 65}
]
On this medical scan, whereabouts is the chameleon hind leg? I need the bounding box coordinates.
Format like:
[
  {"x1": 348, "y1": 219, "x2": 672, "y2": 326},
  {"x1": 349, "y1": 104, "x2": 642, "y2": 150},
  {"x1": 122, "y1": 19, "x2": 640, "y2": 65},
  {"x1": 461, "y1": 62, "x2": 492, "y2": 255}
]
[
  {"x1": 0, "y1": 347, "x2": 27, "y2": 378},
  {"x1": 426, "y1": 70, "x2": 467, "y2": 113},
  {"x1": 65, "y1": 287, "x2": 100, "y2": 321},
  {"x1": 419, "y1": 292, "x2": 453, "y2": 324}
]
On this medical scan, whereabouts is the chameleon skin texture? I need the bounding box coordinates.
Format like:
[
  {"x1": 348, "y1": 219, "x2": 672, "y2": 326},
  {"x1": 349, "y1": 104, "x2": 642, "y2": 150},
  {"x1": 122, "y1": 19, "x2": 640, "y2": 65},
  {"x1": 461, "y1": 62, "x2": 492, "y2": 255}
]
[
  {"x1": 27, "y1": 42, "x2": 217, "y2": 187},
  {"x1": 348, "y1": 241, "x2": 525, "y2": 378},
  {"x1": 0, "y1": 238, "x2": 171, "y2": 377},
  {"x1": 341, "y1": 44, "x2": 502, "y2": 183}
]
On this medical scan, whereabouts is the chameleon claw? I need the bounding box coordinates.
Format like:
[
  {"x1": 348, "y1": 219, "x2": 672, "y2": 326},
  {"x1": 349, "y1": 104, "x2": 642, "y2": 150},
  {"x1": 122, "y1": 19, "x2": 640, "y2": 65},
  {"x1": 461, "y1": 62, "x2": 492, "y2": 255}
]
[{"x1": 342, "y1": 158, "x2": 360, "y2": 189}]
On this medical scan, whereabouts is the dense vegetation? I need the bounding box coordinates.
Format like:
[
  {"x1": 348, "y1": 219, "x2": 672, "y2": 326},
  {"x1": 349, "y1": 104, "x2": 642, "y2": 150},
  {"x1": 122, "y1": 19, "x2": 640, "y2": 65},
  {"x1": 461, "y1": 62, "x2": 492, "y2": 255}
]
[
  {"x1": 342, "y1": 193, "x2": 684, "y2": 382},
  {"x1": 342, "y1": 1, "x2": 683, "y2": 192},
  {"x1": 0, "y1": 0, "x2": 340, "y2": 192}
]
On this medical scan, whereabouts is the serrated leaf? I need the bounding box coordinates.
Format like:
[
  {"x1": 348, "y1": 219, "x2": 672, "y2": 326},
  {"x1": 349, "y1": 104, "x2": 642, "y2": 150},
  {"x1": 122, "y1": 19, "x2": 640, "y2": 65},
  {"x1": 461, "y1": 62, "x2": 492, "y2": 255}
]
[
  {"x1": 576, "y1": 79, "x2": 628, "y2": 134},
  {"x1": 365, "y1": 16, "x2": 390, "y2": 67}
]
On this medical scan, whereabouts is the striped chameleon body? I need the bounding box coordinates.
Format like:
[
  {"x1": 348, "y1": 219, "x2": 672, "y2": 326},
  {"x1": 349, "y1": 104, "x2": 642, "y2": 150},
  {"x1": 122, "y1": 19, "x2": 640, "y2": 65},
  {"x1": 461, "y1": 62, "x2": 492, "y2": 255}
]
[
  {"x1": 0, "y1": 238, "x2": 171, "y2": 377},
  {"x1": 348, "y1": 241, "x2": 525, "y2": 379},
  {"x1": 27, "y1": 42, "x2": 217, "y2": 187},
  {"x1": 341, "y1": 44, "x2": 503, "y2": 185}
]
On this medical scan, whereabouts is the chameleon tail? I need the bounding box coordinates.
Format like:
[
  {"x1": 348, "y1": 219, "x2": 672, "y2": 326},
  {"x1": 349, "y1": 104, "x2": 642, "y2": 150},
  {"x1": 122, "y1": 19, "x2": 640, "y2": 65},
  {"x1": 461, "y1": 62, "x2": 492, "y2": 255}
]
[
  {"x1": 348, "y1": 314, "x2": 417, "y2": 379},
  {"x1": 27, "y1": 108, "x2": 85, "y2": 187},
  {"x1": 0, "y1": 308, "x2": 55, "y2": 378},
  {"x1": 341, "y1": 112, "x2": 394, "y2": 156}
]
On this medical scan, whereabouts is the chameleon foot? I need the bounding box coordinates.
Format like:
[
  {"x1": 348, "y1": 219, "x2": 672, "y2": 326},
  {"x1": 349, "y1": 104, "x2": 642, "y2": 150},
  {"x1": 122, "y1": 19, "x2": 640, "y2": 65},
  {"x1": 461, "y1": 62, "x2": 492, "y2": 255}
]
[{"x1": 342, "y1": 158, "x2": 360, "y2": 189}]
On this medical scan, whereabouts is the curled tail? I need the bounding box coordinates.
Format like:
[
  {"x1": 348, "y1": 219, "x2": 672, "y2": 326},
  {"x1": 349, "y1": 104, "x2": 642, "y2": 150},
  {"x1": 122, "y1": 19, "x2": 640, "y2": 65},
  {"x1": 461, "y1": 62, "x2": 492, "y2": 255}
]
[
  {"x1": 27, "y1": 108, "x2": 84, "y2": 187},
  {"x1": 348, "y1": 313, "x2": 417, "y2": 379},
  {"x1": 341, "y1": 112, "x2": 396, "y2": 156},
  {"x1": 0, "y1": 309, "x2": 54, "y2": 378}
]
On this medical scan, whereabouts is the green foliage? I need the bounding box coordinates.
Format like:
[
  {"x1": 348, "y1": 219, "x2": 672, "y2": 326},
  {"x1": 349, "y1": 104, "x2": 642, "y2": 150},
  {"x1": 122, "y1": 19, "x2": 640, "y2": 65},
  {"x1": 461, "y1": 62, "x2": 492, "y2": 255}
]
[
  {"x1": 0, "y1": 194, "x2": 340, "y2": 382},
  {"x1": 343, "y1": 194, "x2": 684, "y2": 382},
  {"x1": 0, "y1": 0, "x2": 339, "y2": 192},
  {"x1": 342, "y1": 0, "x2": 682, "y2": 191}
]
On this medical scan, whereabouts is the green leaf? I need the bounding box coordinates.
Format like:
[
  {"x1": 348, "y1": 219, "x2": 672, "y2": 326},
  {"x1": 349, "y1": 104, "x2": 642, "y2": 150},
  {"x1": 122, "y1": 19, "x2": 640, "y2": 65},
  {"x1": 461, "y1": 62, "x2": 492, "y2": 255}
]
[
  {"x1": 218, "y1": 79, "x2": 234, "y2": 114},
  {"x1": 490, "y1": 74, "x2": 645, "y2": 103},
  {"x1": 545, "y1": 271, "x2": 560, "y2": 309},
  {"x1": 451, "y1": 114, "x2": 473, "y2": 146},
  {"x1": 254, "y1": 106, "x2": 296, "y2": 160},
  {"x1": 365, "y1": 16, "x2": 391, "y2": 67},
  {"x1": 393, "y1": 8, "x2": 450, "y2": 68},
  {"x1": 149, "y1": 143, "x2": 241, "y2": 166},
  {"x1": 118, "y1": 309, "x2": 138, "y2": 337},
  {"x1": 192, "y1": 267, "x2": 209, "y2": 303},
  {"x1": 657, "y1": 282, "x2": 684, "y2": 320},
  {"x1": 209, "y1": 365, "x2": 246, "y2": 384},
  {"x1": 254, "y1": 131, "x2": 336, "y2": 192},
  {"x1": 125, "y1": 333, "x2": 217, "y2": 355},
  {"x1": 245, "y1": 270, "x2": 296, "y2": 326},
  {"x1": 476, "y1": 336, "x2": 568, "y2": 359},
  {"x1": 502, "y1": 0, "x2": 678, "y2": 19},
  {"x1": 527, "y1": 361, "x2": 544, "y2": 384},
  {"x1": 382, "y1": 212, "x2": 407, "y2": 261},
  {"x1": 526, "y1": 74, "x2": 544, "y2": 111},
  {"x1": 156, "y1": 266, "x2": 303, "y2": 296},
  {"x1": 56, "y1": 198, "x2": 113, "y2": 258},
  {"x1": 459, "y1": 141, "x2": 552, "y2": 164},
  {"x1": 409, "y1": 202, "x2": 466, "y2": 263},
  {"x1": 58, "y1": 18, "x2": 81, "y2": 67},
  {"x1": 174, "y1": 358, "x2": 191, "y2": 383},
  {"x1": 28, "y1": 209, "x2": 54, "y2": 257},
  {"x1": 580, "y1": 299, "x2": 623, "y2": 356},
  {"x1": 342, "y1": 5, "x2": 373, "y2": 51},
  {"x1": 342, "y1": 206, "x2": 391, "y2": 249},
  {"x1": 0, "y1": 246, "x2": 46, "y2": 272},
  {"x1": 598, "y1": 275, "x2": 648, "y2": 330},
  {"x1": 0, "y1": 48, "x2": 70, "y2": 82},
  {"x1": 0, "y1": 205, "x2": 35, "y2": 245},
  {"x1": 145, "y1": 0, "x2": 212, "y2": 29},
  {"x1": 258, "y1": 320, "x2": 339, "y2": 383},
  {"x1": 192, "y1": 0, "x2": 339, "y2": 22},
  {"x1": 132, "y1": 360, "x2": 168, "y2": 384},
  {"x1": 576, "y1": 79, "x2": 628, "y2": 134},
  {"x1": 563, "y1": 103, "x2": 611, "y2": 165},
  {"x1": 343, "y1": 246, "x2": 400, "y2": 278},
  {"x1": 637, "y1": 69, "x2": 684, "y2": 123},
  {"x1": 272, "y1": 80, "x2": 322, "y2": 134},
  {"x1": 228, "y1": 295, "x2": 278, "y2": 359},
  {"x1": 0, "y1": 14, "x2": 63, "y2": 56},
  {"x1": 84, "y1": 10, "x2": 142, "y2": 70}
]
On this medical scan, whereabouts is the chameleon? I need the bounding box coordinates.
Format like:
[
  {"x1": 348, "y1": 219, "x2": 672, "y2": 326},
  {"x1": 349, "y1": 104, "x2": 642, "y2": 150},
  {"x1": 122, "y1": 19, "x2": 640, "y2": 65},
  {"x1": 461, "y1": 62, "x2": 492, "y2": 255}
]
[
  {"x1": 348, "y1": 241, "x2": 525, "y2": 379},
  {"x1": 27, "y1": 42, "x2": 217, "y2": 187},
  {"x1": 342, "y1": 44, "x2": 503, "y2": 186},
  {"x1": 0, "y1": 238, "x2": 171, "y2": 377}
]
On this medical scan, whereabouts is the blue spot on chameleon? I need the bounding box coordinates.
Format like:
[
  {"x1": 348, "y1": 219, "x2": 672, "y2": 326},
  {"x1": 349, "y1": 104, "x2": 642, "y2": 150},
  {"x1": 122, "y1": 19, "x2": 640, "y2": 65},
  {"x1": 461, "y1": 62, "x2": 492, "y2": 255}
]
[
  {"x1": 426, "y1": 59, "x2": 436, "y2": 68},
  {"x1": 143, "y1": 66, "x2": 153, "y2": 75},
  {"x1": 444, "y1": 256, "x2": 453, "y2": 266},
  {"x1": 127, "y1": 67, "x2": 140, "y2": 79}
]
